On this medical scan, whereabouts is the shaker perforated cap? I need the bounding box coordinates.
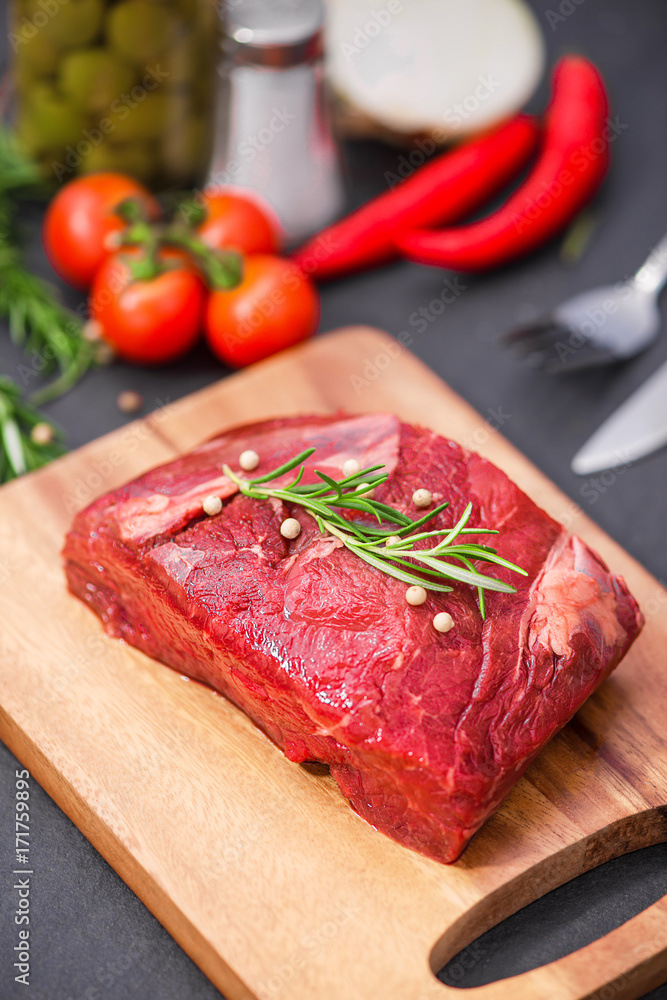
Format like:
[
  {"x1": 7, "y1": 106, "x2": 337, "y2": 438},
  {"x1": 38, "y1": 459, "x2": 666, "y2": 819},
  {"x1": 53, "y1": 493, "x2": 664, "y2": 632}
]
[{"x1": 225, "y1": 0, "x2": 325, "y2": 66}]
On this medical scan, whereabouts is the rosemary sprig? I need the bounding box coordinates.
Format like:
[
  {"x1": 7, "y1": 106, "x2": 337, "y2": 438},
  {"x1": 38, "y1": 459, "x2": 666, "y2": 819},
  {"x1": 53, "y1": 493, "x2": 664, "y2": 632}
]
[
  {"x1": 0, "y1": 248, "x2": 96, "y2": 404},
  {"x1": 223, "y1": 448, "x2": 527, "y2": 617},
  {"x1": 0, "y1": 376, "x2": 63, "y2": 480}
]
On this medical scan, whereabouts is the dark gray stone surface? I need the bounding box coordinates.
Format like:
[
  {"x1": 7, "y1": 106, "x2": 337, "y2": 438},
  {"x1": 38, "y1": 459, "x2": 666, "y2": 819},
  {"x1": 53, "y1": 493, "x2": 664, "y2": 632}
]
[{"x1": 1, "y1": 0, "x2": 666, "y2": 996}]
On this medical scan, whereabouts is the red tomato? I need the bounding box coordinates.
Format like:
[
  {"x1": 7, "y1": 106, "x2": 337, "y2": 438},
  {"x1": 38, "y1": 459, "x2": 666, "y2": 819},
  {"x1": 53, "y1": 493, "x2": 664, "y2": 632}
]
[
  {"x1": 197, "y1": 189, "x2": 281, "y2": 256},
  {"x1": 90, "y1": 247, "x2": 205, "y2": 365},
  {"x1": 43, "y1": 173, "x2": 161, "y2": 289},
  {"x1": 204, "y1": 255, "x2": 319, "y2": 368}
]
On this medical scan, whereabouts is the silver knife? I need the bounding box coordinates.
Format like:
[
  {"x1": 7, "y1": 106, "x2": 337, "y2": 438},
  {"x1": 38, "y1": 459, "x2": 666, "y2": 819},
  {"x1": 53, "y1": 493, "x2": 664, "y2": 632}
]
[{"x1": 571, "y1": 358, "x2": 667, "y2": 475}]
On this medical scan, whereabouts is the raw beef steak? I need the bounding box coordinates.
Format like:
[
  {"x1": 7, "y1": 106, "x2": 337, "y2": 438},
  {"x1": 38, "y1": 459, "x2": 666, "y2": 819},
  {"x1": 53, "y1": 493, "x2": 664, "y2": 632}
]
[{"x1": 63, "y1": 413, "x2": 643, "y2": 863}]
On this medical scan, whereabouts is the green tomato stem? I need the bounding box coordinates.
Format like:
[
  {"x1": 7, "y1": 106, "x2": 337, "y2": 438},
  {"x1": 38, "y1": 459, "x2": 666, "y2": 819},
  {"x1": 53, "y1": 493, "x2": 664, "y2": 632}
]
[
  {"x1": 114, "y1": 197, "x2": 151, "y2": 225},
  {"x1": 163, "y1": 226, "x2": 243, "y2": 291}
]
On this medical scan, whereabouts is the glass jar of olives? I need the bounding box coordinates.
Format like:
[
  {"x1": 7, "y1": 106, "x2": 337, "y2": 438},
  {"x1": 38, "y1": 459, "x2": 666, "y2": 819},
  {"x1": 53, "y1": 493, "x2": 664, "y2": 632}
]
[{"x1": 9, "y1": 0, "x2": 220, "y2": 190}]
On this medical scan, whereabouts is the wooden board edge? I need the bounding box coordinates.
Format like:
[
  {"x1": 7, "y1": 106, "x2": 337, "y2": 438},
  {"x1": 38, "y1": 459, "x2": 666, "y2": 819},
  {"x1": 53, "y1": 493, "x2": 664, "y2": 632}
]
[
  {"x1": 0, "y1": 704, "x2": 257, "y2": 1000},
  {"x1": 431, "y1": 808, "x2": 667, "y2": 998},
  {"x1": 448, "y1": 894, "x2": 667, "y2": 1000}
]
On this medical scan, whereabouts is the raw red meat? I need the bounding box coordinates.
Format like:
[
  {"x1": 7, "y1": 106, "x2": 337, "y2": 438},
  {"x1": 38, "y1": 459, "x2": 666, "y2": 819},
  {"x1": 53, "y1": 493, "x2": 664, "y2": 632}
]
[{"x1": 63, "y1": 414, "x2": 643, "y2": 863}]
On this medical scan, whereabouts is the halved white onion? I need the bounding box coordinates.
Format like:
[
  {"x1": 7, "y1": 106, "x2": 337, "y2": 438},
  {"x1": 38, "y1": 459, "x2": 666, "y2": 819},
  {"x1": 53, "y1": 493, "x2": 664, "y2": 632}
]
[{"x1": 326, "y1": 0, "x2": 545, "y2": 141}]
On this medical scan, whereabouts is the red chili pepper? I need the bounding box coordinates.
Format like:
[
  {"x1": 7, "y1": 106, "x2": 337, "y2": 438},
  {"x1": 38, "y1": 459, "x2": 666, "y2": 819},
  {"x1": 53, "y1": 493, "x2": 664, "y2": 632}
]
[
  {"x1": 291, "y1": 115, "x2": 540, "y2": 281},
  {"x1": 395, "y1": 56, "x2": 610, "y2": 273}
]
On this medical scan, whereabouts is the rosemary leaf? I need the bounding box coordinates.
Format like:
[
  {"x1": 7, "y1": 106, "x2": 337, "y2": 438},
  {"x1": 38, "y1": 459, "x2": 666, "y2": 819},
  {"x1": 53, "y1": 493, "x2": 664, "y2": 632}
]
[
  {"x1": 246, "y1": 448, "x2": 315, "y2": 485},
  {"x1": 315, "y1": 470, "x2": 344, "y2": 498},
  {"x1": 395, "y1": 502, "x2": 450, "y2": 535},
  {"x1": 1, "y1": 416, "x2": 26, "y2": 476},
  {"x1": 343, "y1": 542, "x2": 453, "y2": 593},
  {"x1": 0, "y1": 376, "x2": 63, "y2": 483}
]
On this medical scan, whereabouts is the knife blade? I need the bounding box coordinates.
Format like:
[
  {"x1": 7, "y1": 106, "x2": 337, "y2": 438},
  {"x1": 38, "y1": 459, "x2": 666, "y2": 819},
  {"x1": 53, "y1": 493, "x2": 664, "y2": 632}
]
[{"x1": 571, "y1": 359, "x2": 667, "y2": 475}]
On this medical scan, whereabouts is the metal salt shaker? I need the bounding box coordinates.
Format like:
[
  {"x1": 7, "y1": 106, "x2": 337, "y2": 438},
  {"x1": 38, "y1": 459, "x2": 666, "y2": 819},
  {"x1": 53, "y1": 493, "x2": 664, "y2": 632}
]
[{"x1": 208, "y1": 0, "x2": 345, "y2": 245}]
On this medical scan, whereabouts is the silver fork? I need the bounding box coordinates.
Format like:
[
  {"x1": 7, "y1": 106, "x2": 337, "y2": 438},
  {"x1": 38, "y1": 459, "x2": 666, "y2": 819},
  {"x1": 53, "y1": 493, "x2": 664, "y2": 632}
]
[{"x1": 499, "y1": 233, "x2": 667, "y2": 374}]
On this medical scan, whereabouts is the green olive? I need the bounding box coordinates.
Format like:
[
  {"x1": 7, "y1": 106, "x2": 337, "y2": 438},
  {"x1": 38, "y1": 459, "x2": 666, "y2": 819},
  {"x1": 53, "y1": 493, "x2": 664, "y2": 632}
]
[
  {"x1": 12, "y1": 32, "x2": 60, "y2": 81},
  {"x1": 106, "y1": 0, "x2": 180, "y2": 63},
  {"x1": 23, "y1": 0, "x2": 104, "y2": 50},
  {"x1": 18, "y1": 82, "x2": 86, "y2": 152},
  {"x1": 59, "y1": 48, "x2": 137, "y2": 113},
  {"x1": 81, "y1": 141, "x2": 156, "y2": 183},
  {"x1": 160, "y1": 31, "x2": 199, "y2": 86},
  {"x1": 111, "y1": 92, "x2": 170, "y2": 143}
]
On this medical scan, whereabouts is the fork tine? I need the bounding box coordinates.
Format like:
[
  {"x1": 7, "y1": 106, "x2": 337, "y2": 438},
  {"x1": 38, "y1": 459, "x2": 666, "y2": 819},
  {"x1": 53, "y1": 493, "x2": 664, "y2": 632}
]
[
  {"x1": 499, "y1": 319, "x2": 621, "y2": 373},
  {"x1": 498, "y1": 318, "x2": 559, "y2": 347},
  {"x1": 498, "y1": 321, "x2": 570, "y2": 359}
]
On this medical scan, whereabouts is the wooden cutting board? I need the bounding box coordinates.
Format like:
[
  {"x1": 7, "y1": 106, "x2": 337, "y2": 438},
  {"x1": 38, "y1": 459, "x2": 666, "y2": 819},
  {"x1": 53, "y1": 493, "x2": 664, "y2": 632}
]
[{"x1": 0, "y1": 327, "x2": 666, "y2": 1000}]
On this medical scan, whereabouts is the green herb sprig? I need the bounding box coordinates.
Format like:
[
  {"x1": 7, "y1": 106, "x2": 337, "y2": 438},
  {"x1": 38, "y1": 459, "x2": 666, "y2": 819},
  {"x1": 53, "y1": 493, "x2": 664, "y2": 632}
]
[
  {"x1": 0, "y1": 126, "x2": 97, "y2": 482},
  {"x1": 0, "y1": 376, "x2": 63, "y2": 480},
  {"x1": 224, "y1": 448, "x2": 527, "y2": 617},
  {"x1": 0, "y1": 127, "x2": 95, "y2": 406},
  {"x1": 0, "y1": 246, "x2": 96, "y2": 405}
]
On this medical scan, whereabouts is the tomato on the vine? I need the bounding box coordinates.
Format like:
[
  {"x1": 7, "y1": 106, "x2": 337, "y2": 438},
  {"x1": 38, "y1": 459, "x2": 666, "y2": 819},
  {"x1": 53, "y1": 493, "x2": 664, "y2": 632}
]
[
  {"x1": 90, "y1": 247, "x2": 205, "y2": 365},
  {"x1": 204, "y1": 255, "x2": 319, "y2": 368},
  {"x1": 43, "y1": 173, "x2": 160, "y2": 290},
  {"x1": 196, "y1": 189, "x2": 281, "y2": 256}
]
